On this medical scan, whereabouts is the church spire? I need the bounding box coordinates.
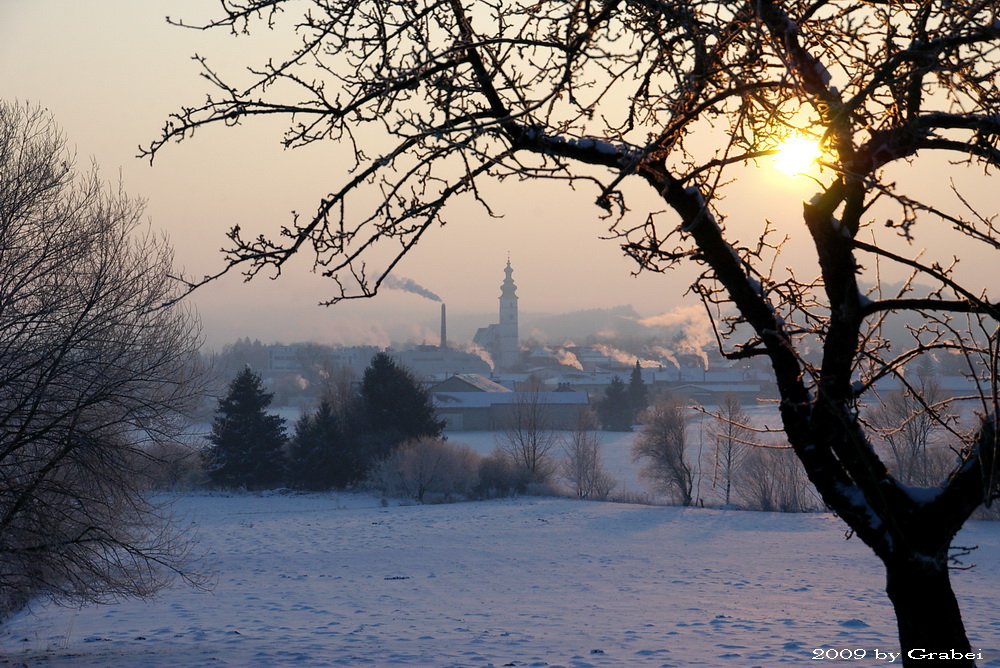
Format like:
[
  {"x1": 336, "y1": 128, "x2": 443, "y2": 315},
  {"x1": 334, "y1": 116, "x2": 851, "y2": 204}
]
[
  {"x1": 497, "y1": 259, "x2": 519, "y2": 372},
  {"x1": 501, "y1": 258, "x2": 517, "y2": 298}
]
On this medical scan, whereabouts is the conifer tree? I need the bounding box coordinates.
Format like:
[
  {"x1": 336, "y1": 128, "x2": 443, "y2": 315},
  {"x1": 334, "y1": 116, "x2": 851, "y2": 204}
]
[
  {"x1": 597, "y1": 376, "x2": 633, "y2": 432},
  {"x1": 287, "y1": 400, "x2": 363, "y2": 490},
  {"x1": 358, "y1": 353, "x2": 444, "y2": 459},
  {"x1": 205, "y1": 367, "x2": 287, "y2": 489},
  {"x1": 627, "y1": 361, "x2": 649, "y2": 421}
]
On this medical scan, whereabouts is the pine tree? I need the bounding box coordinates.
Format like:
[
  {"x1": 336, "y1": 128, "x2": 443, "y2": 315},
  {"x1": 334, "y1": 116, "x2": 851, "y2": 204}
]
[
  {"x1": 287, "y1": 400, "x2": 363, "y2": 490},
  {"x1": 358, "y1": 353, "x2": 444, "y2": 458},
  {"x1": 597, "y1": 376, "x2": 633, "y2": 432},
  {"x1": 627, "y1": 361, "x2": 649, "y2": 421},
  {"x1": 204, "y1": 367, "x2": 287, "y2": 489}
]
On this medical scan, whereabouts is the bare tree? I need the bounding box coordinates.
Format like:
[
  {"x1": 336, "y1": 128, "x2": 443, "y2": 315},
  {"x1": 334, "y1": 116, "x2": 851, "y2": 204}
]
[
  {"x1": 367, "y1": 436, "x2": 480, "y2": 503},
  {"x1": 561, "y1": 410, "x2": 616, "y2": 500},
  {"x1": 0, "y1": 102, "x2": 209, "y2": 620},
  {"x1": 494, "y1": 389, "x2": 559, "y2": 483},
  {"x1": 867, "y1": 376, "x2": 957, "y2": 487},
  {"x1": 149, "y1": 2, "x2": 1000, "y2": 660},
  {"x1": 737, "y1": 441, "x2": 818, "y2": 513},
  {"x1": 633, "y1": 398, "x2": 694, "y2": 506},
  {"x1": 709, "y1": 393, "x2": 754, "y2": 506}
]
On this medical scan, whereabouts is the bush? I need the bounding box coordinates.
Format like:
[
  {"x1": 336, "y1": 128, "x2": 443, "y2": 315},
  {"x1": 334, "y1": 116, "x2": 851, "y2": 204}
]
[
  {"x1": 135, "y1": 442, "x2": 207, "y2": 491},
  {"x1": 561, "y1": 423, "x2": 616, "y2": 500},
  {"x1": 736, "y1": 444, "x2": 819, "y2": 512},
  {"x1": 474, "y1": 454, "x2": 532, "y2": 499},
  {"x1": 366, "y1": 437, "x2": 480, "y2": 503}
]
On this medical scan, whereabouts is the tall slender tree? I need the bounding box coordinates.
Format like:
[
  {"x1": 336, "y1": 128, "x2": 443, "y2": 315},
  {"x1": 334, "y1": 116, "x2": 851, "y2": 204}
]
[
  {"x1": 627, "y1": 361, "x2": 649, "y2": 421},
  {"x1": 597, "y1": 376, "x2": 633, "y2": 432},
  {"x1": 710, "y1": 393, "x2": 754, "y2": 506}
]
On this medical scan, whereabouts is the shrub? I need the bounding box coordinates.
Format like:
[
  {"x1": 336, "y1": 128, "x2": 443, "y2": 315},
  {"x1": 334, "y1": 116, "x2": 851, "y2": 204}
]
[
  {"x1": 367, "y1": 437, "x2": 480, "y2": 503},
  {"x1": 736, "y1": 444, "x2": 819, "y2": 513},
  {"x1": 135, "y1": 442, "x2": 207, "y2": 491},
  {"x1": 474, "y1": 454, "x2": 532, "y2": 499}
]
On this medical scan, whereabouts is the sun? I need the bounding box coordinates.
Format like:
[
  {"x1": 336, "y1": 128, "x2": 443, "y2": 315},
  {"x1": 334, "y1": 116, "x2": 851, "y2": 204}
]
[{"x1": 772, "y1": 137, "x2": 821, "y2": 176}]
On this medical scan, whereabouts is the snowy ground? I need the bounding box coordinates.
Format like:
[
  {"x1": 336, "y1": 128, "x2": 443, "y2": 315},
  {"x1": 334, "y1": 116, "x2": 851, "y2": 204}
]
[{"x1": 2, "y1": 493, "x2": 998, "y2": 667}]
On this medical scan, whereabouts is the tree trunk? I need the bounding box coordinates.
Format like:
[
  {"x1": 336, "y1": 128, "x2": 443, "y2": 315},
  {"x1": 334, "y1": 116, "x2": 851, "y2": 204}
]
[{"x1": 884, "y1": 557, "x2": 976, "y2": 667}]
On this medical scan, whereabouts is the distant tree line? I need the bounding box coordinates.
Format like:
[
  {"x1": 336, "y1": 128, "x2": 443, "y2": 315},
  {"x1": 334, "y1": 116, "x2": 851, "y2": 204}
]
[
  {"x1": 202, "y1": 354, "x2": 625, "y2": 503},
  {"x1": 204, "y1": 347, "x2": 974, "y2": 519},
  {"x1": 203, "y1": 352, "x2": 445, "y2": 491}
]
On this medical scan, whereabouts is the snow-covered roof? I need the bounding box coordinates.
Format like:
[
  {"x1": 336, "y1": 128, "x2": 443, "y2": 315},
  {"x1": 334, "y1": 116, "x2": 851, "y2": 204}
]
[
  {"x1": 448, "y1": 374, "x2": 511, "y2": 392},
  {"x1": 433, "y1": 392, "x2": 589, "y2": 409}
]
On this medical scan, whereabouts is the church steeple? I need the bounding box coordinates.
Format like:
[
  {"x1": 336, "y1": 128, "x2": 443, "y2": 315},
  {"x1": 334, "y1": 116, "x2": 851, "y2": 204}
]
[
  {"x1": 500, "y1": 259, "x2": 517, "y2": 299},
  {"x1": 498, "y1": 259, "x2": 519, "y2": 371}
]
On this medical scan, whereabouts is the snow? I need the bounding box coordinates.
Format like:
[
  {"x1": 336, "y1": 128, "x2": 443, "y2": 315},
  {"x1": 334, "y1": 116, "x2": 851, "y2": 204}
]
[
  {"x1": 680, "y1": 186, "x2": 719, "y2": 232},
  {"x1": 897, "y1": 482, "x2": 944, "y2": 506},
  {"x1": 3, "y1": 493, "x2": 999, "y2": 667},
  {"x1": 813, "y1": 61, "x2": 832, "y2": 86}
]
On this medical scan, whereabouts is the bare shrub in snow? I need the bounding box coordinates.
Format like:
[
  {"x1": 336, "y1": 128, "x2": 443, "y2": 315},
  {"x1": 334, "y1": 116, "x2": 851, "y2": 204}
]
[
  {"x1": 737, "y1": 443, "x2": 818, "y2": 513},
  {"x1": 367, "y1": 437, "x2": 480, "y2": 503},
  {"x1": 708, "y1": 393, "x2": 755, "y2": 506},
  {"x1": 474, "y1": 454, "x2": 531, "y2": 499},
  {"x1": 136, "y1": 441, "x2": 208, "y2": 491},
  {"x1": 494, "y1": 389, "x2": 559, "y2": 483},
  {"x1": 865, "y1": 378, "x2": 958, "y2": 487},
  {"x1": 561, "y1": 410, "x2": 616, "y2": 500}
]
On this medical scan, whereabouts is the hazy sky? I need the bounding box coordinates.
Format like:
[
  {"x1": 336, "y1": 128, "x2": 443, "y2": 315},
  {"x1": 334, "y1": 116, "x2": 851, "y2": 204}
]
[{"x1": 2, "y1": 1, "x2": 994, "y2": 350}]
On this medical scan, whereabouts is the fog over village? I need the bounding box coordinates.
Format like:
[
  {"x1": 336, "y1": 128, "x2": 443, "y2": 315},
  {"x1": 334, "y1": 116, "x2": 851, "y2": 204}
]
[{"x1": 3, "y1": 2, "x2": 1000, "y2": 667}]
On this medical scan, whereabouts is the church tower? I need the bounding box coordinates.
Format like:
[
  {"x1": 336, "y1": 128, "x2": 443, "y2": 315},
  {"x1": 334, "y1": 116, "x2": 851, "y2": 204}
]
[{"x1": 498, "y1": 259, "x2": 519, "y2": 372}]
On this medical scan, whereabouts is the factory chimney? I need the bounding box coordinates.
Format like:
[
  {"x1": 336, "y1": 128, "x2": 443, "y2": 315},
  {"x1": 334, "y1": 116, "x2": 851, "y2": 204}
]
[{"x1": 440, "y1": 303, "x2": 447, "y2": 350}]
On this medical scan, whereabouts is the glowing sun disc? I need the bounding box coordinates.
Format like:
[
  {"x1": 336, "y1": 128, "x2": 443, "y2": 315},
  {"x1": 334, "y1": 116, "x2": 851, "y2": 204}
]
[{"x1": 772, "y1": 137, "x2": 821, "y2": 175}]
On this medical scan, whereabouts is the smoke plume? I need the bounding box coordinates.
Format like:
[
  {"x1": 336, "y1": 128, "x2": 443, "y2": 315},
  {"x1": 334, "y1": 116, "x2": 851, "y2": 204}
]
[
  {"x1": 383, "y1": 275, "x2": 442, "y2": 302},
  {"x1": 637, "y1": 305, "x2": 712, "y2": 369},
  {"x1": 592, "y1": 344, "x2": 659, "y2": 369},
  {"x1": 458, "y1": 341, "x2": 495, "y2": 370}
]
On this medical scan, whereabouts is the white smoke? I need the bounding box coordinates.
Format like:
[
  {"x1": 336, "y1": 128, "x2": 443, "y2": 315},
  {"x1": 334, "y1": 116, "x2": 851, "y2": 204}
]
[
  {"x1": 551, "y1": 347, "x2": 583, "y2": 370},
  {"x1": 636, "y1": 305, "x2": 712, "y2": 370},
  {"x1": 591, "y1": 344, "x2": 659, "y2": 369},
  {"x1": 383, "y1": 275, "x2": 442, "y2": 302},
  {"x1": 457, "y1": 341, "x2": 495, "y2": 371}
]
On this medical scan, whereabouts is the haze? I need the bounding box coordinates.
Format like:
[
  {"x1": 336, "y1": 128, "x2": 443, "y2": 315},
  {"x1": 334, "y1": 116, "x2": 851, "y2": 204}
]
[{"x1": 3, "y1": 1, "x2": 994, "y2": 350}]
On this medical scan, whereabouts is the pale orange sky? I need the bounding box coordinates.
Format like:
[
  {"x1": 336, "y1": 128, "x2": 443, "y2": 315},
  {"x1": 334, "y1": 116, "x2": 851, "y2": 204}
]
[{"x1": 2, "y1": 1, "x2": 994, "y2": 350}]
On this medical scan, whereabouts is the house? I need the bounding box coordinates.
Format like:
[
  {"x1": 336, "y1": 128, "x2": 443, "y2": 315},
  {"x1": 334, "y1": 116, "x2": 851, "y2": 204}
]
[{"x1": 429, "y1": 374, "x2": 589, "y2": 431}]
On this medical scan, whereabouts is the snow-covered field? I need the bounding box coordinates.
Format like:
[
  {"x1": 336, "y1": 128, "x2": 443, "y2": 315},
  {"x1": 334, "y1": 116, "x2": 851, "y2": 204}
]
[{"x1": 3, "y1": 493, "x2": 998, "y2": 667}]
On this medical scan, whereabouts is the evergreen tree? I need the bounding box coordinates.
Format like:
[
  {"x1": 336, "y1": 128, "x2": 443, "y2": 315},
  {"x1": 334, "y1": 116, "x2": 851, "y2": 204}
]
[
  {"x1": 627, "y1": 361, "x2": 649, "y2": 420},
  {"x1": 597, "y1": 376, "x2": 633, "y2": 432},
  {"x1": 287, "y1": 400, "x2": 365, "y2": 490},
  {"x1": 204, "y1": 367, "x2": 287, "y2": 489},
  {"x1": 357, "y1": 353, "x2": 444, "y2": 458}
]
